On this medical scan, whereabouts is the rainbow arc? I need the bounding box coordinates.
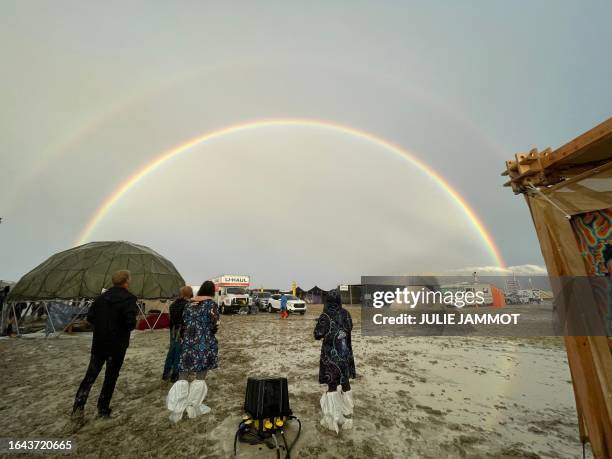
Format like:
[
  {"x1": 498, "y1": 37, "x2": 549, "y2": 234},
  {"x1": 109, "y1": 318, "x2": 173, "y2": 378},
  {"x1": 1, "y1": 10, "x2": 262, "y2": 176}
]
[{"x1": 76, "y1": 118, "x2": 505, "y2": 267}]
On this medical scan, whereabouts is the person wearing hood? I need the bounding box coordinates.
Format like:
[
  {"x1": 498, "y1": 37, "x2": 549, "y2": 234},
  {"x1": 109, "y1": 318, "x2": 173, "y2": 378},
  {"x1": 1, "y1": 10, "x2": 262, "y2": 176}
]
[
  {"x1": 314, "y1": 289, "x2": 356, "y2": 433},
  {"x1": 162, "y1": 285, "x2": 193, "y2": 382},
  {"x1": 72, "y1": 270, "x2": 138, "y2": 419},
  {"x1": 166, "y1": 280, "x2": 219, "y2": 423}
]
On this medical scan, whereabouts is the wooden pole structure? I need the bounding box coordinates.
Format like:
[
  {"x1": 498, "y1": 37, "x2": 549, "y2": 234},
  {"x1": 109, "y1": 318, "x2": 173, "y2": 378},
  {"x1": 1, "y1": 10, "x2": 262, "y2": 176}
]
[{"x1": 502, "y1": 118, "x2": 612, "y2": 458}]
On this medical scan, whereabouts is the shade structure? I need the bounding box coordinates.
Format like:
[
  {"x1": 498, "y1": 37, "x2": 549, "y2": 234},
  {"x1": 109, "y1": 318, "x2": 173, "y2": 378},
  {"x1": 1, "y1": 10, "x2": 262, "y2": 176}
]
[
  {"x1": 502, "y1": 117, "x2": 612, "y2": 458},
  {"x1": 8, "y1": 241, "x2": 185, "y2": 300},
  {"x1": 306, "y1": 285, "x2": 328, "y2": 296}
]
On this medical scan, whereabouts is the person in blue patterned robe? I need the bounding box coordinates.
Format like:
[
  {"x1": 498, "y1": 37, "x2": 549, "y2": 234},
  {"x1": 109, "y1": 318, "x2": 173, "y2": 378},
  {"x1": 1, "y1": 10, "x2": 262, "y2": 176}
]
[{"x1": 179, "y1": 292, "x2": 219, "y2": 375}]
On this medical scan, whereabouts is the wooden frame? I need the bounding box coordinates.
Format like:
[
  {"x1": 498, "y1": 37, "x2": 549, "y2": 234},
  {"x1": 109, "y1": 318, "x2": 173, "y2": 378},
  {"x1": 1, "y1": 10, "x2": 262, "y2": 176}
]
[
  {"x1": 503, "y1": 118, "x2": 612, "y2": 194},
  {"x1": 503, "y1": 117, "x2": 612, "y2": 458}
]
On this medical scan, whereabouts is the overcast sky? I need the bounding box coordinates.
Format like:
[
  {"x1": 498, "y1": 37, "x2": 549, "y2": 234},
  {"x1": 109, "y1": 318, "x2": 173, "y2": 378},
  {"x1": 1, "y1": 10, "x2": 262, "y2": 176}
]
[{"x1": 1, "y1": 1, "x2": 611, "y2": 288}]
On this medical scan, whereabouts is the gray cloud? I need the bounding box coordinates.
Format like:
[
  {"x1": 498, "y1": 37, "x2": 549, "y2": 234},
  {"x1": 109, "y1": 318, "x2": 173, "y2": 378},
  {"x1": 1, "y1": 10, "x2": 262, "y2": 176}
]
[{"x1": 2, "y1": 1, "x2": 611, "y2": 287}]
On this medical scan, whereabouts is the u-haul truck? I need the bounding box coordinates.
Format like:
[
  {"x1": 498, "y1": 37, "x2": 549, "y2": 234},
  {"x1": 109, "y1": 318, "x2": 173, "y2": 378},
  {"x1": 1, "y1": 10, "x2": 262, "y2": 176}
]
[{"x1": 212, "y1": 274, "x2": 251, "y2": 314}]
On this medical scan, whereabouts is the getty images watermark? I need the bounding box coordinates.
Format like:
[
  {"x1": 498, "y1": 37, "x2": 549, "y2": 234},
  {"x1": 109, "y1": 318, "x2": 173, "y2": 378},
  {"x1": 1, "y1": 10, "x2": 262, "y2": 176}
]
[
  {"x1": 360, "y1": 276, "x2": 611, "y2": 337},
  {"x1": 371, "y1": 286, "x2": 519, "y2": 325}
]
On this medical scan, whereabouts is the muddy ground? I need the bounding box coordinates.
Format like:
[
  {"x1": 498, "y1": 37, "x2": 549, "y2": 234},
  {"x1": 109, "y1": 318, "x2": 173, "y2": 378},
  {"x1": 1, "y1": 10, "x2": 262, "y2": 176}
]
[{"x1": 0, "y1": 305, "x2": 590, "y2": 458}]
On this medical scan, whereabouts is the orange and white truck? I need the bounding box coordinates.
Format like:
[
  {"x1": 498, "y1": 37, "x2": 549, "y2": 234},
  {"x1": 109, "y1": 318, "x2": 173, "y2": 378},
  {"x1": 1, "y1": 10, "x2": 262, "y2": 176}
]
[{"x1": 212, "y1": 274, "x2": 251, "y2": 314}]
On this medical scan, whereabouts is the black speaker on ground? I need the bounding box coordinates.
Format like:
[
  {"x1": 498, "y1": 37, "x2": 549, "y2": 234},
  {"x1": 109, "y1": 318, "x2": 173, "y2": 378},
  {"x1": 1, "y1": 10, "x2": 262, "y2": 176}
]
[
  {"x1": 235, "y1": 377, "x2": 301, "y2": 458},
  {"x1": 244, "y1": 376, "x2": 292, "y2": 420}
]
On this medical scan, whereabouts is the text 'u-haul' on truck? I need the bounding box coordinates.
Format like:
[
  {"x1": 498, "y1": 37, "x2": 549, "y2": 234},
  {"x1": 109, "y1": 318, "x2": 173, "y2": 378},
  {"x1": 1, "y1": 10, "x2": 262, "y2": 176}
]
[{"x1": 212, "y1": 274, "x2": 250, "y2": 314}]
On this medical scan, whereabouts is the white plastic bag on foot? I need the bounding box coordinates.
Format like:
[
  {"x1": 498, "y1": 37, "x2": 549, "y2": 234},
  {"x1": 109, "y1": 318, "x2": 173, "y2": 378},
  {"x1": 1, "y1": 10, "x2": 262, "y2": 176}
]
[
  {"x1": 186, "y1": 380, "x2": 211, "y2": 418},
  {"x1": 167, "y1": 380, "x2": 189, "y2": 423},
  {"x1": 340, "y1": 389, "x2": 354, "y2": 416},
  {"x1": 320, "y1": 391, "x2": 347, "y2": 434}
]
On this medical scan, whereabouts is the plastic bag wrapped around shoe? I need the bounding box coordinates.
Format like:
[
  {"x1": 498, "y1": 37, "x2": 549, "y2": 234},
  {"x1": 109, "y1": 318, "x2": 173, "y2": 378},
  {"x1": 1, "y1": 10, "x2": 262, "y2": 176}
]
[
  {"x1": 190, "y1": 403, "x2": 211, "y2": 417},
  {"x1": 320, "y1": 391, "x2": 346, "y2": 434},
  {"x1": 167, "y1": 380, "x2": 189, "y2": 423},
  {"x1": 319, "y1": 392, "x2": 338, "y2": 433},
  {"x1": 185, "y1": 380, "x2": 211, "y2": 419},
  {"x1": 341, "y1": 389, "x2": 354, "y2": 416}
]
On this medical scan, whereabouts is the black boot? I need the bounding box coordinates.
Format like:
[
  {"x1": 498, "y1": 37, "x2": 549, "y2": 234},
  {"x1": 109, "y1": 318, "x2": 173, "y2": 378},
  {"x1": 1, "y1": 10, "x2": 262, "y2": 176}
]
[{"x1": 97, "y1": 407, "x2": 112, "y2": 418}]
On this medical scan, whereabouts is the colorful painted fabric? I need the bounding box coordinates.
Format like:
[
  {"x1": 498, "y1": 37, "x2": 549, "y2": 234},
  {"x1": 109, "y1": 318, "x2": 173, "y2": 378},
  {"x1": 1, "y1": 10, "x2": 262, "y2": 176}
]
[
  {"x1": 571, "y1": 208, "x2": 611, "y2": 276},
  {"x1": 571, "y1": 208, "x2": 612, "y2": 336},
  {"x1": 178, "y1": 299, "x2": 219, "y2": 373},
  {"x1": 314, "y1": 290, "x2": 356, "y2": 386}
]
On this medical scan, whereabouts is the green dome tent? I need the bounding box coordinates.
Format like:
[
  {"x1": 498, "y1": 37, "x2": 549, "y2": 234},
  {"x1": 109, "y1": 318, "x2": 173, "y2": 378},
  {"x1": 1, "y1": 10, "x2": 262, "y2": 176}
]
[{"x1": 8, "y1": 241, "x2": 185, "y2": 301}]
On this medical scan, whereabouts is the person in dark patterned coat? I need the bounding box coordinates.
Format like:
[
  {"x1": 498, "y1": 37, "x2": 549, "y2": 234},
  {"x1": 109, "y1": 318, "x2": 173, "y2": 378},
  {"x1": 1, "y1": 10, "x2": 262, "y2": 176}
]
[
  {"x1": 166, "y1": 281, "x2": 219, "y2": 423},
  {"x1": 314, "y1": 289, "x2": 356, "y2": 433}
]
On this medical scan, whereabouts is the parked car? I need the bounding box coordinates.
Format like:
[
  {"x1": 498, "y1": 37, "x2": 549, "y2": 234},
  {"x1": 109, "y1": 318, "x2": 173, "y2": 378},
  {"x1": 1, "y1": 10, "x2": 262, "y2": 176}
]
[
  {"x1": 267, "y1": 294, "x2": 307, "y2": 315},
  {"x1": 252, "y1": 292, "x2": 273, "y2": 311}
]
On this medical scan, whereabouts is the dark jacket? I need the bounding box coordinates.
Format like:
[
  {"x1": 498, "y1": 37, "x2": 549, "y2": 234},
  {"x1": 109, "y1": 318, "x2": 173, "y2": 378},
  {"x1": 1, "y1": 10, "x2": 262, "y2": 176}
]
[
  {"x1": 169, "y1": 297, "x2": 188, "y2": 337},
  {"x1": 0, "y1": 286, "x2": 9, "y2": 309},
  {"x1": 87, "y1": 287, "x2": 138, "y2": 355}
]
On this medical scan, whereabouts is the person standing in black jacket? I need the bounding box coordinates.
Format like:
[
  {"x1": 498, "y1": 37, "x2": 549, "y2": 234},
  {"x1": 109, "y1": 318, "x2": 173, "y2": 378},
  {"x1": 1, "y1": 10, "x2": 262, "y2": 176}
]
[{"x1": 72, "y1": 270, "x2": 138, "y2": 419}]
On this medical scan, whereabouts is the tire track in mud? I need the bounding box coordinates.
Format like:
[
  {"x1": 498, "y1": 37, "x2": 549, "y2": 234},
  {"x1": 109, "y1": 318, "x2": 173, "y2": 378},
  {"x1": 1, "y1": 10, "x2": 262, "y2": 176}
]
[{"x1": 0, "y1": 306, "x2": 584, "y2": 458}]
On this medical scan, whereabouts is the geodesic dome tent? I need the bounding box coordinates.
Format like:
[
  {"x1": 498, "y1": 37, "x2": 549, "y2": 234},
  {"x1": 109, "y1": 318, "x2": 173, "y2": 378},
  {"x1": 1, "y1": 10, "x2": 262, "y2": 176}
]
[
  {"x1": 2, "y1": 241, "x2": 185, "y2": 335},
  {"x1": 8, "y1": 241, "x2": 185, "y2": 301}
]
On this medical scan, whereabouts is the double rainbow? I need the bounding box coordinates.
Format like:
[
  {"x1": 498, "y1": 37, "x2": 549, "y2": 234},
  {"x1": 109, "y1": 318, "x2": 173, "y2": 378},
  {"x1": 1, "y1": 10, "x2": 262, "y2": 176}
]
[{"x1": 76, "y1": 118, "x2": 505, "y2": 267}]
